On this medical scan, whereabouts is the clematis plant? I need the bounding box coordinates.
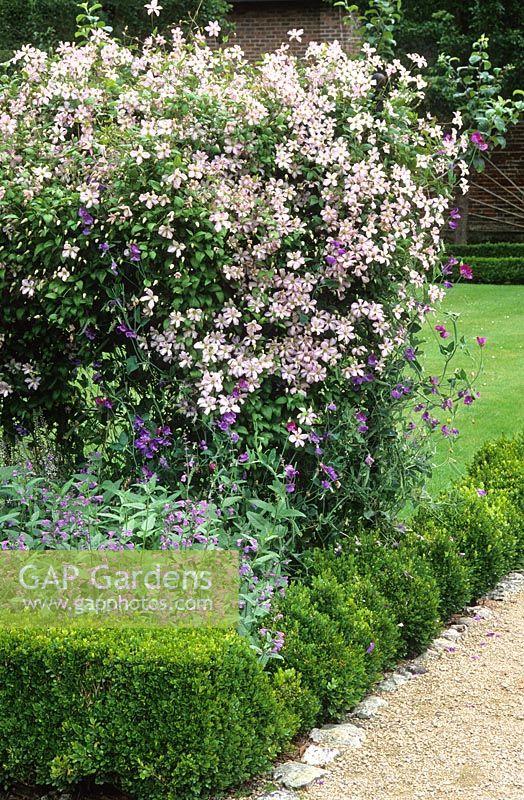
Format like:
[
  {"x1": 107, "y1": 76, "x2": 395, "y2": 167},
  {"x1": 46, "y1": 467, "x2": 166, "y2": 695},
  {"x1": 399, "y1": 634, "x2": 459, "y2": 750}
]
[{"x1": 0, "y1": 14, "x2": 486, "y2": 529}]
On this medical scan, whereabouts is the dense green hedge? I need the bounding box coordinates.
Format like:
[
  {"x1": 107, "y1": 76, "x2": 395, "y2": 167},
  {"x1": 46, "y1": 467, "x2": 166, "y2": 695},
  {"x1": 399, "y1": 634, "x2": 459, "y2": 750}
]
[
  {"x1": 0, "y1": 0, "x2": 231, "y2": 57},
  {"x1": 0, "y1": 627, "x2": 287, "y2": 800},
  {"x1": 1, "y1": 432, "x2": 523, "y2": 796},
  {"x1": 452, "y1": 243, "x2": 524, "y2": 257},
  {"x1": 276, "y1": 430, "x2": 524, "y2": 725},
  {"x1": 447, "y1": 244, "x2": 524, "y2": 284}
]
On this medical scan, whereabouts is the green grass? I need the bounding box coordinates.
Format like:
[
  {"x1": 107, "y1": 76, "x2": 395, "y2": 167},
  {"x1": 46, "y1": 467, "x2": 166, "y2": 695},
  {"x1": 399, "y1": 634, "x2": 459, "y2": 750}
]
[{"x1": 421, "y1": 284, "x2": 524, "y2": 495}]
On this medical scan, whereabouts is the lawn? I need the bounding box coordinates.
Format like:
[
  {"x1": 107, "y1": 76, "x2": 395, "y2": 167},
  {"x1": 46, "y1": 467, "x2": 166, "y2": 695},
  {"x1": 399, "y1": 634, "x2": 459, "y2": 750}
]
[{"x1": 421, "y1": 284, "x2": 524, "y2": 494}]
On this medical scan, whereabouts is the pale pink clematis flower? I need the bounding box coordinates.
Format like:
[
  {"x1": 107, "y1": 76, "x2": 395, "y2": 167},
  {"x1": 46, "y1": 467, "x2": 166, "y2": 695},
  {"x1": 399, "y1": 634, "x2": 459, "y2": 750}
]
[
  {"x1": 144, "y1": 0, "x2": 162, "y2": 16},
  {"x1": 205, "y1": 21, "x2": 221, "y2": 37},
  {"x1": 287, "y1": 28, "x2": 304, "y2": 42}
]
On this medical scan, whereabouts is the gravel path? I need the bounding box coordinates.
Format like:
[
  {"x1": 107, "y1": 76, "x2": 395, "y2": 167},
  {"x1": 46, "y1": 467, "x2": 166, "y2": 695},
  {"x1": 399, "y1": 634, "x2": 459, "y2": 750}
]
[{"x1": 305, "y1": 592, "x2": 524, "y2": 800}]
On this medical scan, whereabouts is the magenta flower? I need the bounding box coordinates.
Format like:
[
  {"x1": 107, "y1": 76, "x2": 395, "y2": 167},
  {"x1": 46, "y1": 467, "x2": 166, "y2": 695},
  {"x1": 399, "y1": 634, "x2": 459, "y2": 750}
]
[
  {"x1": 95, "y1": 396, "x2": 113, "y2": 409},
  {"x1": 470, "y1": 131, "x2": 489, "y2": 151},
  {"x1": 476, "y1": 336, "x2": 486, "y2": 347},
  {"x1": 459, "y1": 263, "x2": 473, "y2": 280},
  {"x1": 435, "y1": 325, "x2": 450, "y2": 339}
]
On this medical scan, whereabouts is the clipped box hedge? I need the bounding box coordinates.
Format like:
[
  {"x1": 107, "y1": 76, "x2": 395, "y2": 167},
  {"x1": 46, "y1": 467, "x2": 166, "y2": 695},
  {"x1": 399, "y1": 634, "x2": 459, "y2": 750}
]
[
  {"x1": 446, "y1": 243, "x2": 524, "y2": 284},
  {"x1": 451, "y1": 242, "x2": 524, "y2": 257},
  {"x1": 0, "y1": 626, "x2": 287, "y2": 800}
]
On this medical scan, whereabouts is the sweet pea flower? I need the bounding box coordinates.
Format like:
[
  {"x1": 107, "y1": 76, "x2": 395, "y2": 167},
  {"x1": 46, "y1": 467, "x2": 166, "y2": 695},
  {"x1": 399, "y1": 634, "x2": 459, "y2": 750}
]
[
  {"x1": 459, "y1": 263, "x2": 473, "y2": 280},
  {"x1": 435, "y1": 324, "x2": 450, "y2": 339},
  {"x1": 470, "y1": 131, "x2": 489, "y2": 151}
]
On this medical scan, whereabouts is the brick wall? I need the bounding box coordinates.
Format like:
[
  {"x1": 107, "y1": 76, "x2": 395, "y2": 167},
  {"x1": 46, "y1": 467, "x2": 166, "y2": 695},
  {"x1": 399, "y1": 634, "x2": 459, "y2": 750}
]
[
  {"x1": 226, "y1": 0, "x2": 360, "y2": 60},
  {"x1": 467, "y1": 122, "x2": 524, "y2": 241}
]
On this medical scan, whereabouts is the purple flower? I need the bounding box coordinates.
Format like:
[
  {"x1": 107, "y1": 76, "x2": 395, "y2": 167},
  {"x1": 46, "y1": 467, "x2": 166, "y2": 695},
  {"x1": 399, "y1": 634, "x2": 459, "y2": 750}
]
[
  {"x1": 320, "y1": 480, "x2": 331, "y2": 490},
  {"x1": 442, "y1": 257, "x2": 458, "y2": 276},
  {"x1": 78, "y1": 207, "x2": 94, "y2": 226},
  {"x1": 83, "y1": 326, "x2": 96, "y2": 341},
  {"x1": 460, "y1": 263, "x2": 473, "y2": 280},
  {"x1": 391, "y1": 385, "x2": 403, "y2": 400},
  {"x1": 476, "y1": 336, "x2": 486, "y2": 348},
  {"x1": 471, "y1": 131, "x2": 489, "y2": 151},
  {"x1": 285, "y1": 484, "x2": 295, "y2": 493},
  {"x1": 366, "y1": 641, "x2": 375, "y2": 654},
  {"x1": 365, "y1": 453, "x2": 374, "y2": 467},
  {"x1": 448, "y1": 207, "x2": 461, "y2": 229},
  {"x1": 128, "y1": 243, "x2": 141, "y2": 262},
  {"x1": 271, "y1": 631, "x2": 285, "y2": 654},
  {"x1": 477, "y1": 488, "x2": 487, "y2": 496},
  {"x1": 321, "y1": 464, "x2": 338, "y2": 481},
  {"x1": 285, "y1": 464, "x2": 299, "y2": 480},
  {"x1": 367, "y1": 353, "x2": 378, "y2": 367},
  {"x1": 117, "y1": 322, "x2": 137, "y2": 339},
  {"x1": 230, "y1": 432, "x2": 240, "y2": 443},
  {"x1": 238, "y1": 452, "x2": 249, "y2": 463},
  {"x1": 217, "y1": 411, "x2": 237, "y2": 431},
  {"x1": 327, "y1": 402, "x2": 337, "y2": 411},
  {"x1": 464, "y1": 395, "x2": 474, "y2": 406},
  {"x1": 404, "y1": 347, "x2": 416, "y2": 362},
  {"x1": 99, "y1": 242, "x2": 110, "y2": 252}
]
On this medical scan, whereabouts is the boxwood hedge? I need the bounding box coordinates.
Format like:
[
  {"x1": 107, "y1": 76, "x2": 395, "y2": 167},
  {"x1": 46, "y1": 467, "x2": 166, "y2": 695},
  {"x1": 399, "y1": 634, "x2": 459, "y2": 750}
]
[{"x1": 0, "y1": 626, "x2": 288, "y2": 800}]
